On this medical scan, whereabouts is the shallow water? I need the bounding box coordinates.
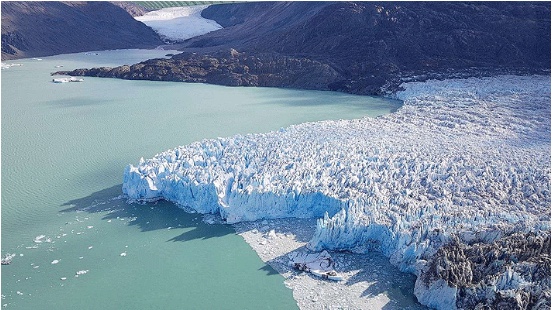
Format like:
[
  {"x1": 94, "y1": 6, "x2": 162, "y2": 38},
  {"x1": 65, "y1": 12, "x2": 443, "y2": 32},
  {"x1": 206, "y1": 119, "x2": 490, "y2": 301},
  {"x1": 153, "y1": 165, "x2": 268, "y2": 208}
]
[{"x1": 1, "y1": 49, "x2": 402, "y2": 309}]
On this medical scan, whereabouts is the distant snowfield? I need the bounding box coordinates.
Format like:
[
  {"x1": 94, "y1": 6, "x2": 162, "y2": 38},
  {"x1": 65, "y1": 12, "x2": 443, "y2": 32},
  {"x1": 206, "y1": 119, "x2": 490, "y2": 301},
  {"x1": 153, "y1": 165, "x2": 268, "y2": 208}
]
[
  {"x1": 123, "y1": 75, "x2": 550, "y2": 309},
  {"x1": 135, "y1": 6, "x2": 222, "y2": 41}
]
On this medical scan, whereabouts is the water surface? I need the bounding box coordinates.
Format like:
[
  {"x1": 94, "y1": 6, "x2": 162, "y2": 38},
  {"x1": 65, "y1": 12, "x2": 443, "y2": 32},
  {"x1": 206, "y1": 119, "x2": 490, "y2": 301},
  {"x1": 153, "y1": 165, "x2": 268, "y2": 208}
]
[{"x1": 1, "y1": 49, "x2": 402, "y2": 309}]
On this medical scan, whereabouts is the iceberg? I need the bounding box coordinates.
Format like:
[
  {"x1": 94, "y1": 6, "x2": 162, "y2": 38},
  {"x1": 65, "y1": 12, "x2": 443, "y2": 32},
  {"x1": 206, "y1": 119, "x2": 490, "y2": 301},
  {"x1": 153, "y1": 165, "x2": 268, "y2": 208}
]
[{"x1": 123, "y1": 75, "x2": 550, "y2": 309}]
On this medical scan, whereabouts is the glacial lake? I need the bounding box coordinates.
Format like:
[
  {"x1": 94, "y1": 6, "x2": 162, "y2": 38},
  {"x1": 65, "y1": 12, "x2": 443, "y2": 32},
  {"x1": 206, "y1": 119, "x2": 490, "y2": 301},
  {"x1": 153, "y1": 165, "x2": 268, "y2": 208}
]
[{"x1": 1, "y1": 49, "x2": 403, "y2": 309}]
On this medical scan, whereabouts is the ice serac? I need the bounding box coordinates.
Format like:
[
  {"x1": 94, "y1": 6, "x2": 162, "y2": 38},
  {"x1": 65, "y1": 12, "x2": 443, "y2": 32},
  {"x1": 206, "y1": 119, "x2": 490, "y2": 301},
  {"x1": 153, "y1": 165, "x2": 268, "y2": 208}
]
[{"x1": 122, "y1": 75, "x2": 550, "y2": 309}]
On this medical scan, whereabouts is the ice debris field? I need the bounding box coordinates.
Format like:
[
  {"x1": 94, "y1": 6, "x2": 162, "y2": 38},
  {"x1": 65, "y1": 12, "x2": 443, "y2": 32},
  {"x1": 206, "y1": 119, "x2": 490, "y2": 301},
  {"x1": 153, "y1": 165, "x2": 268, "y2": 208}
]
[
  {"x1": 135, "y1": 5, "x2": 222, "y2": 42},
  {"x1": 123, "y1": 75, "x2": 550, "y2": 309}
]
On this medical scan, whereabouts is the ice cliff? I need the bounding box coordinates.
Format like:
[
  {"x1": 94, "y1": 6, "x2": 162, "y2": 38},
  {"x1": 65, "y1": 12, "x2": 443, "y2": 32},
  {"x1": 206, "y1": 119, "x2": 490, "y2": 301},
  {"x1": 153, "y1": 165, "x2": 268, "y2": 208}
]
[{"x1": 122, "y1": 75, "x2": 550, "y2": 309}]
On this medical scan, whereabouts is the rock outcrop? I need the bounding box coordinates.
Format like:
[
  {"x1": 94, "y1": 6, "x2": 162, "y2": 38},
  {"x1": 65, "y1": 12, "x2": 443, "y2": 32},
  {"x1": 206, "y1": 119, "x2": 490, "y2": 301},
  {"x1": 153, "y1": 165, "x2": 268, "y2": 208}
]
[
  {"x1": 55, "y1": 48, "x2": 345, "y2": 91},
  {"x1": 416, "y1": 232, "x2": 550, "y2": 309}
]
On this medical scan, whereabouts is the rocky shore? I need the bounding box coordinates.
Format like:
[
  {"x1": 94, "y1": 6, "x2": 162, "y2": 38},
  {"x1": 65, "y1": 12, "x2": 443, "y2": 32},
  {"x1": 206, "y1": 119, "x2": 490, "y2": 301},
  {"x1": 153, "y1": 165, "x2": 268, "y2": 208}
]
[{"x1": 53, "y1": 47, "x2": 548, "y2": 96}]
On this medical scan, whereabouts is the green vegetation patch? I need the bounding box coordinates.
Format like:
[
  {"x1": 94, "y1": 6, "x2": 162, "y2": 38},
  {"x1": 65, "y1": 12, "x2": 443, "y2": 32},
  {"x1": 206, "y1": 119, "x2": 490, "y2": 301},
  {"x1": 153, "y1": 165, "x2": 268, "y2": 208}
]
[{"x1": 133, "y1": 1, "x2": 235, "y2": 9}]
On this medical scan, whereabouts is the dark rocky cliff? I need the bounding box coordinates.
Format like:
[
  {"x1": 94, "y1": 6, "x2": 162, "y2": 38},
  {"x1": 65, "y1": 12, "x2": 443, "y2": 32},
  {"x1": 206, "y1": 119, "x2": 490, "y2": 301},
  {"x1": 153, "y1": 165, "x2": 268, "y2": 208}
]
[
  {"x1": 419, "y1": 232, "x2": 550, "y2": 309},
  {"x1": 1, "y1": 1, "x2": 163, "y2": 60},
  {"x1": 55, "y1": 1, "x2": 550, "y2": 95}
]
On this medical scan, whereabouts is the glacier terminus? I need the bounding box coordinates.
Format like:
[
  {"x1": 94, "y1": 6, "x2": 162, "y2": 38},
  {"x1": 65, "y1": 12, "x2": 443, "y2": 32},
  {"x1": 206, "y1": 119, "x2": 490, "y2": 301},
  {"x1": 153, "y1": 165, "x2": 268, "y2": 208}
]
[{"x1": 123, "y1": 75, "x2": 550, "y2": 309}]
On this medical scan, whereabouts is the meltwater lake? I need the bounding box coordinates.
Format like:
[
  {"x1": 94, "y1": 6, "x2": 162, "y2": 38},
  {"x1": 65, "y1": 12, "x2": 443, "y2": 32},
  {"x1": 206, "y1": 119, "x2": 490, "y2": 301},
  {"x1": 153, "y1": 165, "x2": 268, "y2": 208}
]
[{"x1": 1, "y1": 49, "x2": 402, "y2": 309}]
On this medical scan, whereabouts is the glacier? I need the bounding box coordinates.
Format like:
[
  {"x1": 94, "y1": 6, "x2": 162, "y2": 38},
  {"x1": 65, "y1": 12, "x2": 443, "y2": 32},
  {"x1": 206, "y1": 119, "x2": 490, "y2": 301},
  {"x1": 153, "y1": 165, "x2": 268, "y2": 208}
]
[
  {"x1": 122, "y1": 75, "x2": 550, "y2": 309},
  {"x1": 135, "y1": 6, "x2": 222, "y2": 42}
]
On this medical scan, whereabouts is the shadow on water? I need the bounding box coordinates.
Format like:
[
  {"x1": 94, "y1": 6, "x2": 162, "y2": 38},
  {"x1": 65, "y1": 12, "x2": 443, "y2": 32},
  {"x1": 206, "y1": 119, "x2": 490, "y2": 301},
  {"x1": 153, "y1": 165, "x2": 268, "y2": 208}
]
[
  {"x1": 258, "y1": 264, "x2": 281, "y2": 276},
  {"x1": 46, "y1": 96, "x2": 115, "y2": 107},
  {"x1": 59, "y1": 184, "x2": 234, "y2": 242},
  {"x1": 60, "y1": 186, "x2": 425, "y2": 309},
  {"x1": 255, "y1": 91, "x2": 402, "y2": 113}
]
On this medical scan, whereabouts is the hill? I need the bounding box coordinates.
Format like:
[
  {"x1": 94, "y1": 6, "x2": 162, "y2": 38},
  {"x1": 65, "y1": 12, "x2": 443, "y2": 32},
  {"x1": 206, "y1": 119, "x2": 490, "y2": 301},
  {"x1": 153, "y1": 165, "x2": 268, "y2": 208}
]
[
  {"x1": 55, "y1": 1, "x2": 550, "y2": 95},
  {"x1": 198, "y1": 2, "x2": 550, "y2": 69},
  {"x1": 1, "y1": 1, "x2": 163, "y2": 60}
]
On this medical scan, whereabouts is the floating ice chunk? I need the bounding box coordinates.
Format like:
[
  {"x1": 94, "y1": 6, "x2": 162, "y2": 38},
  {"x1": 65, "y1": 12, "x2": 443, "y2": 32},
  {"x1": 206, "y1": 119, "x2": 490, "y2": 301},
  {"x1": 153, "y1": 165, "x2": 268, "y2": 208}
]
[
  {"x1": 34, "y1": 235, "x2": 46, "y2": 243},
  {"x1": 120, "y1": 252, "x2": 127, "y2": 257},
  {"x1": 1, "y1": 253, "x2": 15, "y2": 265},
  {"x1": 75, "y1": 270, "x2": 88, "y2": 277},
  {"x1": 1, "y1": 63, "x2": 22, "y2": 70}
]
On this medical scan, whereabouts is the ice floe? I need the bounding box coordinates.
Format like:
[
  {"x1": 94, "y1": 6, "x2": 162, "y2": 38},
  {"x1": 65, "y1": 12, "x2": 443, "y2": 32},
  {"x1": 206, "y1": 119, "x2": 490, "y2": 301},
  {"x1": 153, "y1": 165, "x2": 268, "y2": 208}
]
[
  {"x1": 75, "y1": 270, "x2": 88, "y2": 277},
  {"x1": 0, "y1": 63, "x2": 22, "y2": 70},
  {"x1": 33, "y1": 235, "x2": 46, "y2": 243},
  {"x1": 123, "y1": 75, "x2": 550, "y2": 309},
  {"x1": 1, "y1": 253, "x2": 16, "y2": 265}
]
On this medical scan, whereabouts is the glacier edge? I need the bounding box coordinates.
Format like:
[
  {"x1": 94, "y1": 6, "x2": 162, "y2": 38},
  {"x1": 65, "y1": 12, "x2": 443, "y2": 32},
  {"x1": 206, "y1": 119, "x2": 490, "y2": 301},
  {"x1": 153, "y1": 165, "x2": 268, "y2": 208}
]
[{"x1": 122, "y1": 75, "x2": 550, "y2": 309}]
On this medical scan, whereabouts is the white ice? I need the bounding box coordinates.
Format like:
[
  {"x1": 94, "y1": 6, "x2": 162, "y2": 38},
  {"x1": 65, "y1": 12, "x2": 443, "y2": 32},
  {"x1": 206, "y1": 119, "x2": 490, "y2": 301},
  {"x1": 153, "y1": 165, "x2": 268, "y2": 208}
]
[
  {"x1": 1, "y1": 63, "x2": 22, "y2": 70},
  {"x1": 123, "y1": 75, "x2": 550, "y2": 309},
  {"x1": 135, "y1": 6, "x2": 222, "y2": 42},
  {"x1": 33, "y1": 235, "x2": 46, "y2": 243}
]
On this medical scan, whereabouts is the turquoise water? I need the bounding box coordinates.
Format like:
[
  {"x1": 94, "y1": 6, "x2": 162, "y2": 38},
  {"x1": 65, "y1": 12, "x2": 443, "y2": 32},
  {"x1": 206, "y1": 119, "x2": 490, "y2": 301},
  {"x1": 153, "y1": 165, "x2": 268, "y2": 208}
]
[{"x1": 1, "y1": 49, "x2": 402, "y2": 309}]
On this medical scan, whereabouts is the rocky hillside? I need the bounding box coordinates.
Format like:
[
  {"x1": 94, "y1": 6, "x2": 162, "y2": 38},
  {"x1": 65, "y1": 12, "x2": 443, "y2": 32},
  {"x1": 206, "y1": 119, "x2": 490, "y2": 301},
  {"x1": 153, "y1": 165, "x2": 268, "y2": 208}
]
[
  {"x1": 197, "y1": 1, "x2": 550, "y2": 71},
  {"x1": 1, "y1": 1, "x2": 163, "y2": 60},
  {"x1": 56, "y1": 1, "x2": 550, "y2": 95}
]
